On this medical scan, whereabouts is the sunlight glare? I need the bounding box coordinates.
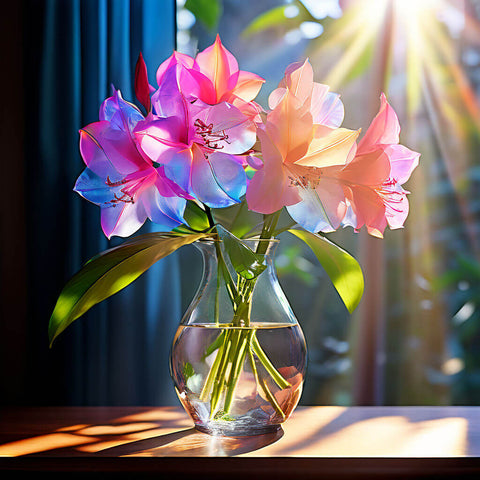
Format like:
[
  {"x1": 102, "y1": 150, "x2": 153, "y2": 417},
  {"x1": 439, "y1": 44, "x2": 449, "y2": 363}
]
[
  {"x1": 363, "y1": 0, "x2": 440, "y2": 26},
  {"x1": 394, "y1": 0, "x2": 438, "y2": 17}
]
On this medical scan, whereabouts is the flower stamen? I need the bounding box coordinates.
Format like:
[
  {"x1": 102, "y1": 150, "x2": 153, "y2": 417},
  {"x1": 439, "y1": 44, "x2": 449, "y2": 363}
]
[
  {"x1": 375, "y1": 178, "x2": 405, "y2": 213},
  {"x1": 287, "y1": 166, "x2": 322, "y2": 189},
  {"x1": 105, "y1": 177, "x2": 135, "y2": 205},
  {"x1": 194, "y1": 118, "x2": 230, "y2": 150},
  {"x1": 105, "y1": 176, "x2": 128, "y2": 187},
  {"x1": 110, "y1": 189, "x2": 135, "y2": 205}
]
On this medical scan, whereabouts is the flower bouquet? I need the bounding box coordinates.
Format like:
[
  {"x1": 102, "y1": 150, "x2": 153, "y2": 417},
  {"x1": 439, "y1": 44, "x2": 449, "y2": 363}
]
[{"x1": 49, "y1": 36, "x2": 419, "y2": 436}]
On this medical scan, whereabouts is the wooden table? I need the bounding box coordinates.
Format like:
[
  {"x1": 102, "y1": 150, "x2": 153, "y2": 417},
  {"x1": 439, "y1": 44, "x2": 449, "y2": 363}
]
[{"x1": 1, "y1": 406, "x2": 479, "y2": 478}]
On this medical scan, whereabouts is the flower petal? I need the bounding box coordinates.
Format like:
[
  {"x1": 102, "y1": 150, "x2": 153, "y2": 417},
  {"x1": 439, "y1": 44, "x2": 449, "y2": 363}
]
[
  {"x1": 266, "y1": 91, "x2": 313, "y2": 164},
  {"x1": 312, "y1": 88, "x2": 345, "y2": 128},
  {"x1": 135, "y1": 116, "x2": 189, "y2": 154},
  {"x1": 383, "y1": 184, "x2": 409, "y2": 230},
  {"x1": 344, "y1": 185, "x2": 387, "y2": 238},
  {"x1": 358, "y1": 93, "x2": 400, "y2": 153},
  {"x1": 385, "y1": 144, "x2": 420, "y2": 185},
  {"x1": 151, "y1": 64, "x2": 192, "y2": 120},
  {"x1": 190, "y1": 101, "x2": 257, "y2": 154},
  {"x1": 101, "y1": 199, "x2": 147, "y2": 239},
  {"x1": 100, "y1": 90, "x2": 144, "y2": 131},
  {"x1": 156, "y1": 51, "x2": 195, "y2": 86},
  {"x1": 284, "y1": 59, "x2": 314, "y2": 104},
  {"x1": 268, "y1": 87, "x2": 287, "y2": 111},
  {"x1": 191, "y1": 146, "x2": 247, "y2": 207},
  {"x1": 233, "y1": 70, "x2": 265, "y2": 102},
  {"x1": 228, "y1": 95, "x2": 264, "y2": 121},
  {"x1": 135, "y1": 118, "x2": 194, "y2": 195},
  {"x1": 339, "y1": 148, "x2": 390, "y2": 186},
  {"x1": 194, "y1": 35, "x2": 239, "y2": 102},
  {"x1": 80, "y1": 122, "x2": 141, "y2": 176},
  {"x1": 74, "y1": 167, "x2": 115, "y2": 206},
  {"x1": 141, "y1": 184, "x2": 186, "y2": 228},
  {"x1": 154, "y1": 166, "x2": 193, "y2": 199},
  {"x1": 160, "y1": 147, "x2": 194, "y2": 194},
  {"x1": 246, "y1": 129, "x2": 301, "y2": 214},
  {"x1": 295, "y1": 125, "x2": 360, "y2": 168},
  {"x1": 286, "y1": 179, "x2": 347, "y2": 233}
]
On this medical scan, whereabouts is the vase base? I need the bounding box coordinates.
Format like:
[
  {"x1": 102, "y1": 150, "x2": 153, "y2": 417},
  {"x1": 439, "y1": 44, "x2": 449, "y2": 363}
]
[{"x1": 195, "y1": 422, "x2": 281, "y2": 437}]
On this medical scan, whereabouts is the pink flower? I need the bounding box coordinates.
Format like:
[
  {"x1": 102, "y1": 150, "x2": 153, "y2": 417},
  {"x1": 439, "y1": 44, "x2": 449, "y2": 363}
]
[
  {"x1": 288, "y1": 94, "x2": 420, "y2": 237},
  {"x1": 246, "y1": 86, "x2": 360, "y2": 216},
  {"x1": 247, "y1": 56, "x2": 419, "y2": 237},
  {"x1": 154, "y1": 35, "x2": 265, "y2": 120},
  {"x1": 135, "y1": 65, "x2": 256, "y2": 208},
  {"x1": 268, "y1": 59, "x2": 345, "y2": 128},
  {"x1": 74, "y1": 90, "x2": 186, "y2": 239},
  {"x1": 339, "y1": 94, "x2": 420, "y2": 237}
]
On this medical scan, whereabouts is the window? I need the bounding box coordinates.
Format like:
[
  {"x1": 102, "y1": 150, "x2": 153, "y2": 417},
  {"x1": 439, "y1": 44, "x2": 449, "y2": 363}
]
[{"x1": 178, "y1": 0, "x2": 480, "y2": 406}]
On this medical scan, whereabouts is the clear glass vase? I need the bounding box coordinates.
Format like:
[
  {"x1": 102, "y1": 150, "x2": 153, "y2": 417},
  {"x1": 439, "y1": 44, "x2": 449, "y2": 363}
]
[{"x1": 170, "y1": 239, "x2": 307, "y2": 436}]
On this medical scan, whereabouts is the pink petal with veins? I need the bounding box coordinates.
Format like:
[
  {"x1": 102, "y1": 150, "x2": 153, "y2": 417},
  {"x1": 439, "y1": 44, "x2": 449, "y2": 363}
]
[
  {"x1": 194, "y1": 35, "x2": 239, "y2": 103},
  {"x1": 358, "y1": 93, "x2": 400, "y2": 153},
  {"x1": 385, "y1": 144, "x2": 420, "y2": 185},
  {"x1": 156, "y1": 51, "x2": 195, "y2": 86},
  {"x1": 232, "y1": 70, "x2": 265, "y2": 103},
  {"x1": 246, "y1": 128, "x2": 301, "y2": 214},
  {"x1": 266, "y1": 92, "x2": 313, "y2": 164}
]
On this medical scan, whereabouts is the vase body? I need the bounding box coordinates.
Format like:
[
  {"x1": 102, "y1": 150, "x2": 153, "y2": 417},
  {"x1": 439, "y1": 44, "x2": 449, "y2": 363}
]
[{"x1": 170, "y1": 239, "x2": 307, "y2": 436}]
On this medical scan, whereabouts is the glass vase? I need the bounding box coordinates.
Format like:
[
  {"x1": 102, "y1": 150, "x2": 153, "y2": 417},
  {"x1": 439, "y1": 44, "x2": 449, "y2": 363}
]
[{"x1": 170, "y1": 239, "x2": 307, "y2": 436}]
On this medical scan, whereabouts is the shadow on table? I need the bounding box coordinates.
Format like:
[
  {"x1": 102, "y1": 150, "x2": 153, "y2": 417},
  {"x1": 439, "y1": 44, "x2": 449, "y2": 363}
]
[
  {"x1": 0, "y1": 407, "x2": 283, "y2": 458},
  {"x1": 97, "y1": 426, "x2": 284, "y2": 457}
]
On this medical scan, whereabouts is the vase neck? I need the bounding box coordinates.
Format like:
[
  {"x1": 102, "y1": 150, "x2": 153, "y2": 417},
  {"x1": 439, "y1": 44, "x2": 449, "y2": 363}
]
[
  {"x1": 181, "y1": 238, "x2": 297, "y2": 327},
  {"x1": 194, "y1": 238, "x2": 278, "y2": 272}
]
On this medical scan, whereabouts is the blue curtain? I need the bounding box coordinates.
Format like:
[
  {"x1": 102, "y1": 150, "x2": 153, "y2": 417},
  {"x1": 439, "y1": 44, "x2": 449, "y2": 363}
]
[{"x1": 24, "y1": 0, "x2": 181, "y2": 406}]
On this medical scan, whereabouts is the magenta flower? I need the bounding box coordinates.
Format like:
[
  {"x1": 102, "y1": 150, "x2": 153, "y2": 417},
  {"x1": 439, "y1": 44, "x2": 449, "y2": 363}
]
[
  {"x1": 135, "y1": 64, "x2": 256, "y2": 208},
  {"x1": 74, "y1": 90, "x2": 186, "y2": 239},
  {"x1": 154, "y1": 35, "x2": 265, "y2": 120}
]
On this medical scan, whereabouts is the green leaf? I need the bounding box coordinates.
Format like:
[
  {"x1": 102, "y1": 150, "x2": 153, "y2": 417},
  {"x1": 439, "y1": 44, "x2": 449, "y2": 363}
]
[
  {"x1": 242, "y1": 5, "x2": 290, "y2": 37},
  {"x1": 433, "y1": 254, "x2": 480, "y2": 292},
  {"x1": 242, "y1": 1, "x2": 315, "y2": 38},
  {"x1": 49, "y1": 232, "x2": 206, "y2": 347},
  {"x1": 183, "y1": 200, "x2": 211, "y2": 231},
  {"x1": 184, "y1": 0, "x2": 222, "y2": 31},
  {"x1": 217, "y1": 225, "x2": 266, "y2": 280},
  {"x1": 211, "y1": 203, "x2": 263, "y2": 239},
  {"x1": 288, "y1": 229, "x2": 364, "y2": 313},
  {"x1": 244, "y1": 208, "x2": 297, "y2": 238}
]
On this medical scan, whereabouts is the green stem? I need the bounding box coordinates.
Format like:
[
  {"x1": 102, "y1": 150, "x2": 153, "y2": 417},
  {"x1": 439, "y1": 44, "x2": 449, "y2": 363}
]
[
  {"x1": 257, "y1": 211, "x2": 282, "y2": 253},
  {"x1": 214, "y1": 262, "x2": 221, "y2": 325},
  {"x1": 199, "y1": 205, "x2": 291, "y2": 417},
  {"x1": 204, "y1": 205, "x2": 238, "y2": 307},
  {"x1": 209, "y1": 330, "x2": 234, "y2": 418},
  {"x1": 248, "y1": 348, "x2": 286, "y2": 421},
  {"x1": 223, "y1": 328, "x2": 254, "y2": 413},
  {"x1": 203, "y1": 330, "x2": 225, "y2": 359},
  {"x1": 199, "y1": 331, "x2": 226, "y2": 402},
  {"x1": 251, "y1": 332, "x2": 291, "y2": 389}
]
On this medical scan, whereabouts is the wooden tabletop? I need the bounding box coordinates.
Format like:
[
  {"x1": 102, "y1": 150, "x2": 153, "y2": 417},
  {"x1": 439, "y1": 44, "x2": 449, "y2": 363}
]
[{"x1": 1, "y1": 405, "x2": 479, "y2": 478}]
